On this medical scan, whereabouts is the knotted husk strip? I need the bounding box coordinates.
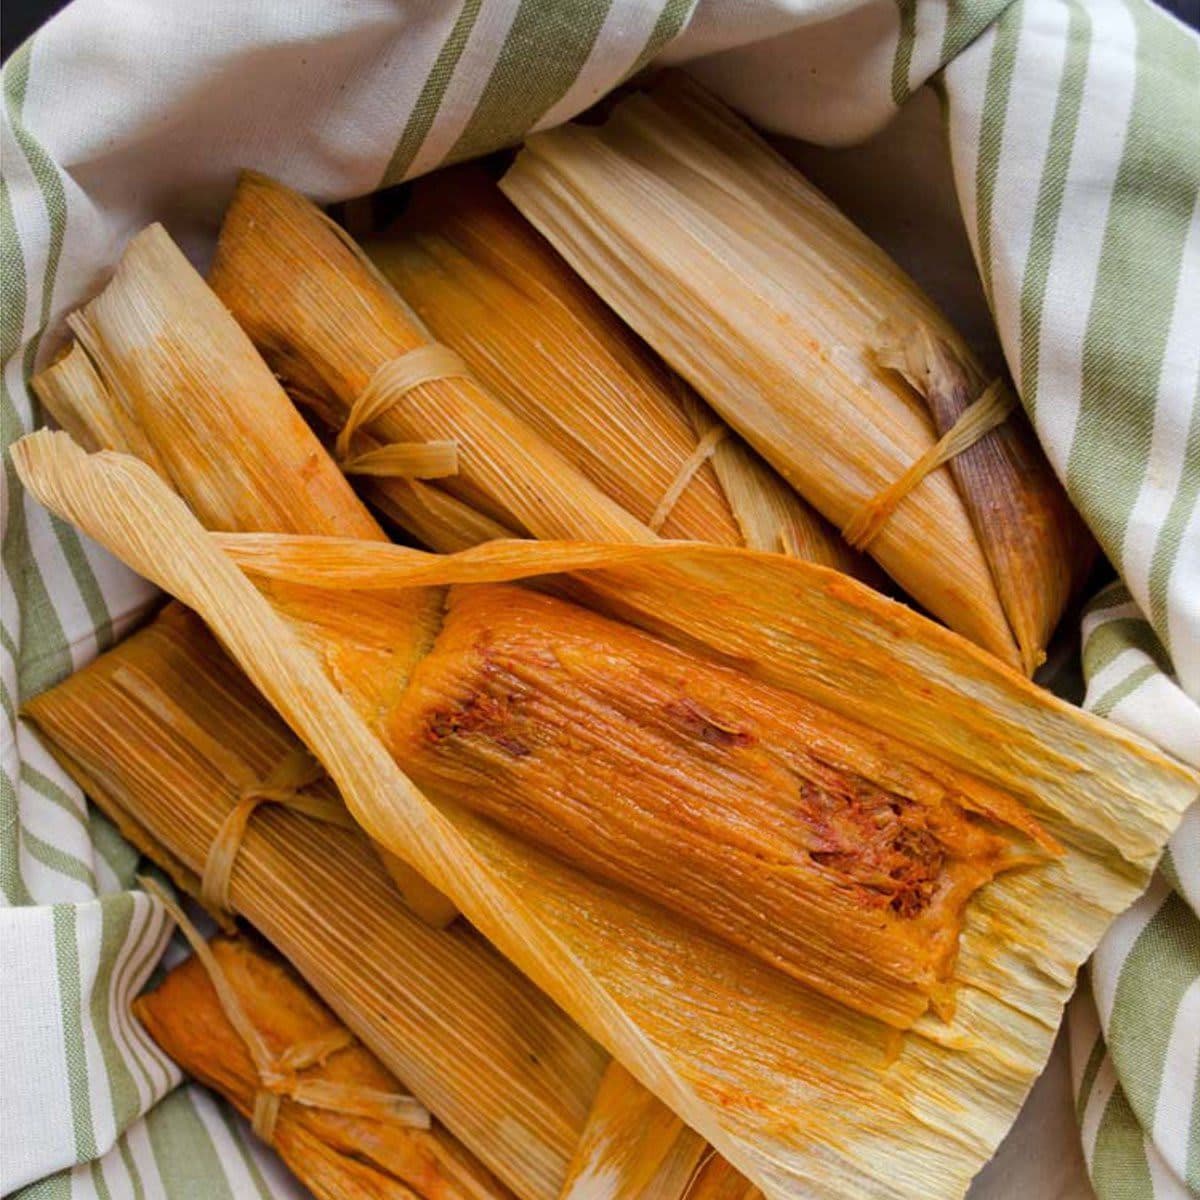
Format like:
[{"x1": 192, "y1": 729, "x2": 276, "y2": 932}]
[
  {"x1": 15, "y1": 432, "x2": 1197, "y2": 1200},
  {"x1": 209, "y1": 170, "x2": 654, "y2": 546},
  {"x1": 499, "y1": 76, "x2": 1083, "y2": 670},
  {"x1": 135, "y1": 890, "x2": 511, "y2": 1200},
  {"x1": 559, "y1": 1062, "x2": 713, "y2": 1199},
  {"x1": 875, "y1": 325, "x2": 1096, "y2": 674},
  {"x1": 23, "y1": 603, "x2": 607, "y2": 1200},
  {"x1": 140, "y1": 876, "x2": 432, "y2": 1145},
  {"x1": 368, "y1": 167, "x2": 868, "y2": 577}
]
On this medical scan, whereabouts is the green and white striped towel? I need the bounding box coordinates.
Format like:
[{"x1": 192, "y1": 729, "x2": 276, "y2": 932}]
[{"x1": 2, "y1": 1, "x2": 1196, "y2": 1197}]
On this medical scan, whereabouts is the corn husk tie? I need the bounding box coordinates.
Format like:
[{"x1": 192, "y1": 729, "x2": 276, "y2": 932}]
[
  {"x1": 201, "y1": 745, "x2": 342, "y2": 915},
  {"x1": 334, "y1": 343, "x2": 467, "y2": 479},
  {"x1": 140, "y1": 875, "x2": 432, "y2": 1142},
  {"x1": 647, "y1": 423, "x2": 727, "y2": 533},
  {"x1": 841, "y1": 377, "x2": 1016, "y2": 550}
]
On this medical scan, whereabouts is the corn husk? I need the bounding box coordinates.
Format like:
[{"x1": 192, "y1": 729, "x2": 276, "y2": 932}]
[
  {"x1": 367, "y1": 167, "x2": 868, "y2": 576},
  {"x1": 15, "y1": 430, "x2": 1196, "y2": 1200},
  {"x1": 559, "y1": 1062, "x2": 710, "y2": 1198},
  {"x1": 23, "y1": 604, "x2": 608, "y2": 1199},
  {"x1": 135, "y1": 930, "x2": 510, "y2": 1200},
  {"x1": 208, "y1": 170, "x2": 653, "y2": 546},
  {"x1": 500, "y1": 75, "x2": 1096, "y2": 673}
]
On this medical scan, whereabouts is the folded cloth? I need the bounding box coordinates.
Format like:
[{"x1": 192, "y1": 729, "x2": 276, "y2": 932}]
[{"x1": 2, "y1": 1, "x2": 1195, "y2": 1197}]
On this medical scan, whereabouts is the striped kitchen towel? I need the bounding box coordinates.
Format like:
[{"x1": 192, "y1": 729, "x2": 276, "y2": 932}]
[{"x1": 2, "y1": 1, "x2": 1196, "y2": 1196}]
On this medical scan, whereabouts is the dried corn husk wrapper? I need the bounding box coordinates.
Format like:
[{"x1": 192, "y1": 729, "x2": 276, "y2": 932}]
[
  {"x1": 13, "y1": 429, "x2": 1196, "y2": 1200},
  {"x1": 500, "y1": 76, "x2": 1095, "y2": 674},
  {"x1": 135, "y1": 925, "x2": 509, "y2": 1200},
  {"x1": 367, "y1": 166, "x2": 868, "y2": 576}
]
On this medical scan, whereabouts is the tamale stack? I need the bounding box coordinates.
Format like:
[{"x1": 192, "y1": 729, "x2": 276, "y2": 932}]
[
  {"x1": 501, "y1": 75, "x2": 1095, "y2": 674},
  {"x1": 135, "y1": 922, "x2": 509, "y2": 1200},
  {"x1": 364, "y1": 166, "x2": 867, "y2": 576},
  {"x1": 16, "y1": 172, "x2": 1194, "y2": 1197}
]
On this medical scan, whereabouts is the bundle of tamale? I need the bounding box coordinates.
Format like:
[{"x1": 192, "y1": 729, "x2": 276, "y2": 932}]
[
  {"x1": 501, "y1": 75, "x2": 1096, "y2": 674},
  {"x1": 135, "y1": 917, "x2": 507, "y2": 1200},
  {"x1": 30, "y1": 223, "x2": 1066, "y2": 1026},
  {"x1": 17, "y1": 428, "x2": 1195, "y2": 1197},
  {"x1": 33, "y1": 221, "x2": 1044, "y2": 1027},
  {"x1": 363, "y1": 165, "x2": 867, "y2": 576},
  {"x1": 25, "y1": 602, "x2": 746, "y2": 1200},
  {"x1": 15, "y1": 198, "x2": 1196, "y2": 1197},
  {"x1": 24, "y1": 605, "x2": 606, "y2": 1197}
]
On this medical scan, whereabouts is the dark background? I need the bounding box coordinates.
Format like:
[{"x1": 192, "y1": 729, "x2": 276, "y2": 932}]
[{"x1": 3, "y1": 0, "x2": 1199, "y2": 61}]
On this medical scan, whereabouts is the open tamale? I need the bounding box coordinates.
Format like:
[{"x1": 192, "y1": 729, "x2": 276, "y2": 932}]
[
  {"x1": 30, "y1": 227, "x2": 1048, "y2": 1026},
  {"x1": 23, "y1": 605, "x2": 608, "y2": 1200},
  {"x1": 500, "y1": 75, "x2": 1095, "y2": 674},
  {"x1": 135, "y1": 926, "x2": 509, "y2": 1200},
  {"x1": 365, "y1": 166, "x2": 868, "y2": 576},
  {"x1": 16, "y1": 429, "x2": 1197, "y2": 1200}
]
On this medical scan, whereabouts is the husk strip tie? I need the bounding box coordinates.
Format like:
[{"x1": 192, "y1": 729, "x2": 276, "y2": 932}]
[
  {"x1": 140, "y1": 874, "x2": 432, "y2": 1142},
  {"x1": 334, "y1": 343, "x2": 469, "y2": 478},
  {"x1": 841, "y1": 380, "x2": 1017, "y2": 550},
  {"x1": 648, "y1": 423, "x2": 727, "y2": 533}
]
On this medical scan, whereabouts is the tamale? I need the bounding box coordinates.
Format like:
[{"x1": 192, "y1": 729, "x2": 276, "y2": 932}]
[
  {"x1": 136, "y1": 928, "x2": 510, "y2": 1200},
  {"x1": 500, "y1": 75, "x2": 1095, "y2": 672},
  {"x1": 15, "y1": 430, "x2": 1198, "y2": 1200},
  {"x1": 367, "y1": 167, "x2": 867, "y2": 575},
  {"x1": 208, "y1": 170, "x2": 654, "y2": 546},
  {"x1": 24, "y1": 605, "x2": 608, "y2": 1200}
]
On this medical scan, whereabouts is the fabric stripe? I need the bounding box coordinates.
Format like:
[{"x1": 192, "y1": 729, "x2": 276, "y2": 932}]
[
  {"x1": 405, "y1": 0, "x2": 523, "y2": 179},
  {"x1": 446, "y1": 0, "x2": 618, "y2": 166},
  {"x1": 1017, "y1": 0, "x2": 1090, "y2": 417},
  {"x1": 1091, "y1": 660, "x2": 1159, "y2": 717},
  {"x1": 1078, "y1": 1035, "x2": 1108, "y2": 1119},
  {"x1": 1105, "y1": 893, "x2": 1200, "y2": 1132},
  {"x1": 144, "y1": 1088, "x2": 237, "y2": 1200},
  {"x1": 891, "y1": 0, "x2": 918, "y2": 105},
  {"x1": 21, "y1": 763, "x2": 88, "y2": 829},
  {"x1": 1090, "y1": 1085, "x2": 1154, "y2": 1196},
  {"x1": 972, "y1": 0, "x2": 1024, "y2": 307},
  {"x1": 1, "y1": 765, "x2": 35, "y2": 905},
  {"x1": 23, "y1": 826, "x2": 97, "y2": 894},
  {"x1": 1153, "y1": 977, "x2": 1200, "y2": 1187},
  {"x1": 619, "y1": 0, "x2": 696, "y2": 81},
  {"x1": 90, "y1": 895, "x2": 142, "y2": 1138},
  {"x1": 1082, "y1": 616, "x2": 1173, "y2": 679},
  {"x1": 53, "y1": 904, "x2": 97, "y2": 1163},
  {"x1": 1067, "y1": 0, "x2": 1199, "y2": 573},
  {"x1": 381, "y1": 0, "x2": 485, "y2": 185}
]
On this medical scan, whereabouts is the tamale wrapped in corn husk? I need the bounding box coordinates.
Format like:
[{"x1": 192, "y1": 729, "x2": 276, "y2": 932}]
[
  {"x1": 500, "y1": 75, "x2": 1095, "y2": 673},
  {"x1": 208, "y1": 170, "x2": 654, "y2": 547},
  {"x1": 15, "y1": 426, "x2": 1196, "y2": 1200},
  {"x1": 135, "y1": 928, "x2": 510, "y2": 1200},
  {"x1": 24, "y1": 605, "x2": 607, "y2": 1199},
  {"x1": 366, "y1": 167, "x2": 868, "y2": 576}
]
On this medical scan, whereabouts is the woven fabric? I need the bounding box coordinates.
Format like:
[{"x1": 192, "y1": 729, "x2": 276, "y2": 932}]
[{"x1": 2, "y1": 1, "x2": 1196, "y2": 1196}]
